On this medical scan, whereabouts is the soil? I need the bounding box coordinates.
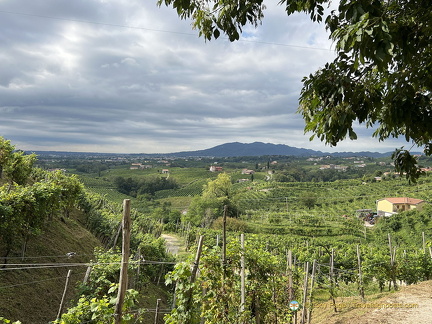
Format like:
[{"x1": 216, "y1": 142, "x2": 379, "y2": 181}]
[
  {"x1": 161, "y1": 234, "x2": 183, "y2": 255},
  {"x1": 312, "y1": 280, "x2": 432, "y2": 324}
]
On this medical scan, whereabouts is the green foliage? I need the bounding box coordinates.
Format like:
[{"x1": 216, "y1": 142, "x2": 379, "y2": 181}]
[
  {"x1": 0, "y1": 317, "x2": 21, "y2": 324},
  {"x1": 211, "y1": 216, "x2": 250, "y2": 232},
  {"x1": 114, "y1": 175, "x2": 179, "y2": 197},
  {"x1": 0, "y1": 138, "x2": 86, "y2": 262},
  {"x1": 135, "y1": 233, "x2": 175, "y2": 280},
  {"x1": 392, "y1": 148, "x2": 424, "y2": 183},
  {"x1": 184, "y1": 173, "x2": 238, "y2": 227},
  {"x1": 54, "y1": 288, "x2": 141, "y2": 324},
  {"x1": 202, "y1": 173, "x2": 232, "y2": 199},
  {"x1": 157, "y1": 0, "x2": 265, "y2": 41},
  {"x1": 78, "y1": 192, "x2": 122, "y2": 245},
  {"x1": 58, "y1": 248, "x2": 147, "y2": 323},
  {"x1": 0, "y1": 137, "x2": 36, "y2": 185},
  {"x1": 372, "y1": 204, "x2": 432, "y2": 246},
  {"x1": 165, "y1": 240, "x2": 297, "y2": 323},
  {"x1": 299, "y1": 192, "x2": 318, "y2": 209}
]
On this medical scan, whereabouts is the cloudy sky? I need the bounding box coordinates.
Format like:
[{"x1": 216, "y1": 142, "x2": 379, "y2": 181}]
[{"x1": 0, "y1": 0, "x2": 409, "y2": 154}]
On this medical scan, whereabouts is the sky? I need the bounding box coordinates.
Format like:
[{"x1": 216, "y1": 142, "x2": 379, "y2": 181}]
[{"x1": 0, "y1": 0, "x2": 411, "y2": 154}]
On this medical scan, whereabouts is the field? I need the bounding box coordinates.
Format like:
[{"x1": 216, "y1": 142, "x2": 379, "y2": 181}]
[
  {"x1": 74, "y1": 162, "x2": 432, "y2": 244},
  {"x1": 47, "y1": 156, "x2": 432, "y2": 323}
]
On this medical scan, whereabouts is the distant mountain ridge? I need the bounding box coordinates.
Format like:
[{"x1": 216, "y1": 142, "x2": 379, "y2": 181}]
[
  {"x1": 29, "y1": 142, "x2": 393, "y2": 158},
  {"x1": 170, "y1": 142, "x2": 390, "y2": 158}
]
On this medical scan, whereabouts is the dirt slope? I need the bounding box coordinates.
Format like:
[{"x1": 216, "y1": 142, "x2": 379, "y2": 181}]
[
  {"x1": 0, "y1": 211, "x2": 102, "y2": 323},
  {"x1": 312, "y1": 280, "x2": 432, "y2": 324}
]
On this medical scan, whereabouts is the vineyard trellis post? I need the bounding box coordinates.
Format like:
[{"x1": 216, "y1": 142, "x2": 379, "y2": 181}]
[
  {"x1": 83, "y1": 266, "x2": 92, "y2": 284},
  {"x1": 356, "y1": 245, "x2": 365, "y2": 301},
  {"x1": 186, "y1": 235, "x2": 204, "y2": 317},
  {"x1": 388, "y1": 233, "x2": 398, "y2": 290},
  {"x1": 287, "y1": 250, "x2": 294, "y2": 302},
  {"x1": 422, "y1": 231, "x2": 425, "y2": 253},
  {"x1": 222, "y1": 205, "x2": 227, "y2": 280},
  {"x1": 300, "y1": 261, "x2": 309, "y2": 324},
  {"x1": 114, "y1": 199, "x2": 131, "y2": 324},
  {"x1": 56, "y1": 269, "x2": 72, "y2": 320},
  {"x1": 329, "y1": 248, "x2": 337, "y2": 312},
  {"x1": 307, "y1": 259, "x2": 316, "y2": 324},
  {"x1": 111, "y1": 221, "x2": 122, "y2": 248},
  {"x1": 154, "y1": 298, "x2": 161, "y2": 324},
  {"x1": 240, "y1": 233, "x2": 246, "y2": 320},
  {"x1": 135, "y1": 248, "x2": 141, "y2": 290}
]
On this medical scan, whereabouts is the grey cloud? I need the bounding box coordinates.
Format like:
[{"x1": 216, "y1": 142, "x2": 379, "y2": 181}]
[{"x1": 0, "y1": 0, "x2": 410, "y2": 153}]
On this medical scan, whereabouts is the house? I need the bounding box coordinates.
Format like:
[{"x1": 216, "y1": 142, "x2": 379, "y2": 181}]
[
  {"x1": 130, "y1": 163, "x2": 152, "y2": 170},
  {"x1": 376, "y1": 197, "x2": 426, "y2": 216},
  {"x1": 241, "y1": 169, "x2": 255, "y2": 175},
  {"x1": 209, "y1": 166, "x2": 223, "y2": 172}
]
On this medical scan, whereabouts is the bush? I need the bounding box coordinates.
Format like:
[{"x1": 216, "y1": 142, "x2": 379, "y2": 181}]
[{"x1": 211, "y1": 217, "x2": 250, "y2": 232}]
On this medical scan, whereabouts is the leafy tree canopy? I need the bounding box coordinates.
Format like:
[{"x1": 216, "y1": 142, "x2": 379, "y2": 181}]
[{"x1": 158, "y1": 0, "x2": 432, "y2": 182}]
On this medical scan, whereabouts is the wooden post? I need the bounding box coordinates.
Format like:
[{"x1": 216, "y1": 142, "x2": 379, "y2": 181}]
[
  {"x1": 114, "y1": 199, "x2": 131, "y2": 324},
  {"x1": 301, "y1": 262, "x2": 309, "y2": 324},
  {"x1": 356, "y1": 245, "x2": 365, "y2": 301},
  {"x1": 388, "y1": 233, "x2": 397, "y2": 290},
  {"x1": 154, "y1": 298, "x2": 161, "y2": 324},
  {"x1": 307, "y1": 260, "x2": 317, "y2": 324},
  {"x1": 112, "y1": 221, "x2": 122, "y2": 248},
  {"x1": 287, "y1": 250, "x2": 294, "y2": 302},
  {"x1": 388, "y1": 233, "x2": 394, "y2": 264},
  {"x1": 240, "y1": 234, "x2": 246, "y2": 317},
  {"x1": 56, "y1": 269, "x2": 72, "y2": 320},
  {"x1": 222, "y1": 205, "x2": 227, "y2": 278},
  {"x1": 136, "y1": 248, "x2": 141, "y2": 290},
  {"x1": 82, "y1": 266, "x2": 92, "y2": 284},
  {"x1": 330, "y1": 249, "x2": 337, "y2": 312},
  {"x1": 422, "y1": 231, "x2": 426, "y2": 253},
  {"x1": 191, "y1": 236, "x2": 204, "y2": 282},
  {"x1": 186, "y1": 236, "x2": 204, "y2": 319}
]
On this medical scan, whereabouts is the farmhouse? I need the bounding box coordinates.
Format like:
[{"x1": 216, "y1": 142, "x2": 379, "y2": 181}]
[
  {"x1": 241, "y1": 169, "x2": 255, "y2": 174},
  {"x1": 209, "y1": 165, "x2": 223, "y2": 172},
  {"x1": 376, "y1": 197, "x2": 426, "y2": 216},
  {"x1": 130, "y1": 163, "x2": 152, "y2": 170}
]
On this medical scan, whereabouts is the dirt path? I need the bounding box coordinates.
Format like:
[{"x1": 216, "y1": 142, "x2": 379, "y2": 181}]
[
  {"x1": 312, "y1": 280, "x2": 432, "y2": 324},
  {"x1": 161, "y1": 233, "x2": 183, "y2": 255}
]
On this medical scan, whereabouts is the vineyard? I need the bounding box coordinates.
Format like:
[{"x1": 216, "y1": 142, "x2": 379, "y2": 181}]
[{"x1": 2, "y1": 141, "x2": 432, "y2": 323}]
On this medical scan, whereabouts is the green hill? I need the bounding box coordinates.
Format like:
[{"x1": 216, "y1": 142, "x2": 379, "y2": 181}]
[{"x1": 0, "y1": 209, "x2": 101, "y2": 323}]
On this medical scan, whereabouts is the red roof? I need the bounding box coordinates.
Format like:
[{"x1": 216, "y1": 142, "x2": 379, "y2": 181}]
[{"x1": 380, "y1": 197, "x2": 425, "y2": 205}]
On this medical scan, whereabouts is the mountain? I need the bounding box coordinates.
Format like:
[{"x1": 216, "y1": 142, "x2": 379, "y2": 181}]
[
  {"x1": 168, "y1": 142, "x2": 390, "y2": 158},
  {"x1": 171, "y1": 142, "x2": 321, "y2": 157},
  {"x1": 29, "y1": 142, "x2": 393, "y2": 158}
]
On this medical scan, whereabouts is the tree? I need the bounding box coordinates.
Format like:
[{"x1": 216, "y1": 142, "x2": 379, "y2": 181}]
[
  {"x1": 299, "y1": 192, "x2": 318, "y2": 209},
  {"x1": 185, "y1": 173, "x2": 236, "y2": 226},
  {"x1": 0, "y1": 137, "x2": 36, "y2": 185},
  {"x1": 158, "y1": 0, "x2": 432, "y2": 182},
  {"x1": 202, "y1": 172, "x2": 232, "y2": 200}
]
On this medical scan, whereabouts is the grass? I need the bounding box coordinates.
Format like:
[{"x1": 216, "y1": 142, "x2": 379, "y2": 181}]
[{"x1": 0, "y1": 209, "x2": 101, "y2": 323}]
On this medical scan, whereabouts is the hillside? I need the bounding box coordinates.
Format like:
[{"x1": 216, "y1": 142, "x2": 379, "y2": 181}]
[{"x1": 0, "y1": 209, "x2": 102, "y2": 323}]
